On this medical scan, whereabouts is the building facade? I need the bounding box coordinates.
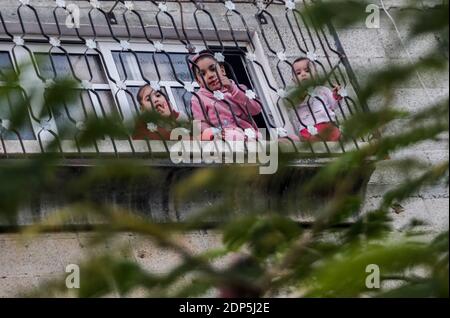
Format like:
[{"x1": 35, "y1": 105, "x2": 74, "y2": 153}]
[{"x1": 0, "y1": 0, "x2": 448, "y2": 297}]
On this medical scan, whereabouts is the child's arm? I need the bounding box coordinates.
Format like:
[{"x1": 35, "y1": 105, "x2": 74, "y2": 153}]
[
  {"x1": 191, "y1": 96, "x2": 222, "y2": 140},
  {"x1": 228, "y1": 81, "x2": 262, "y2": 116},
  {"x1": 321, "y1": 86, "x2": 340, "y2": 111},
  {"x1": 191, "y1": 96, "x2": 212, "y2": 131},
  {"x1": 332, "y1": 85, "x2": 343, "y2": 102}
]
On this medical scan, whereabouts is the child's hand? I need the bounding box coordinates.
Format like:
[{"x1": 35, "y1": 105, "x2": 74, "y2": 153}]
[
  {"x1": 202, "y1": 127, "x2": 222, "y2": 140},
  {"x1": 155, "y1": 104, "x2": 171, "y2": 117},
  {"x1": 218, "y1": 73, "x2": 232, "y2": 92},
  {"x1": 332, "y1": 84, "x2": 343, "y2": 101}
]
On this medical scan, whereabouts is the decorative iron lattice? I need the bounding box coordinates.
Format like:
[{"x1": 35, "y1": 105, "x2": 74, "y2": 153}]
[{"x1": 0, "y1": 0, "x2": 370, "y2": 159}]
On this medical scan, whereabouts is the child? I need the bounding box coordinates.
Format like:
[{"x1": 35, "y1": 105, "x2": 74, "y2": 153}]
[
  {"x1": 189, "y1": 50, "x2": 262, "y2": 141},
  {"x1": 290, "y1": 57, "x2": 342, "y2": 142},
  {"x1": 132, "y1": 84, "x2": 187, "y2": 140}
]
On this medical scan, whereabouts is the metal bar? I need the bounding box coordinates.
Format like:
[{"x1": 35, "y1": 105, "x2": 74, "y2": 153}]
[{"x1": 0, "y1": 0, "x2": 372, "y2": 160}]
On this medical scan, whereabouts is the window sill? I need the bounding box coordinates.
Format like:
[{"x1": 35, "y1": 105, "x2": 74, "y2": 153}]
[{"x1": 0, "y1": 139, "x2": 369, "y2": 158}]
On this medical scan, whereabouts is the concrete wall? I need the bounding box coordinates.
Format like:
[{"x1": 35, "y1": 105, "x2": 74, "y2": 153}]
[
  {"x1": 0, "y1": 0, "x2": 448, "y2": 297},
  {"x1": 351, "y1": 0, "x2": 449, "y2": 233}
]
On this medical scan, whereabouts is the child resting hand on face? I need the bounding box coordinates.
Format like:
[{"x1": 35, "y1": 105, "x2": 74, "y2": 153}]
[
  {"x1": 189, "y1": 50, "x2": 262, "y2": 141},
  {"x1": 290, "y1": 57, "x2": 342, "y2": 142},
  {"x1": 133, "y1": 84, "x2": 187, "y2": 140}
]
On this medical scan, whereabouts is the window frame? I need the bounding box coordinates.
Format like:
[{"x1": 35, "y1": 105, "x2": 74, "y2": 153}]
[{"x1": 0, "y1": 36, "x2": 298, "y2": 157}]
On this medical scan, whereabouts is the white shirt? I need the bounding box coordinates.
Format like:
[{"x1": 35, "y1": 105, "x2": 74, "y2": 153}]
[{"x1": 290, "y1": 86, "x2": 339, "y2": 131}]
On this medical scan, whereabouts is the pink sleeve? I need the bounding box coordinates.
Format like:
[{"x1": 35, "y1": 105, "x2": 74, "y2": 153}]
[
  {"x1": 229, "y1": 82, "x2": 262, "y2": 116},
  {"x1": 191, "y1": 95, "x2": 213, "y2": 132}
]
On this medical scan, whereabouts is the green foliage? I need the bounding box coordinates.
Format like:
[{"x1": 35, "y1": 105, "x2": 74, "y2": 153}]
[
  {"x1": 303, "y1": 0, "x2": 369, "y2": 29},
  {"x1": 304, "y1": 240, "x2": 440, "y2": 297},
  {"x1": 223, "y1": 215, "x2": 302, "y2": 257}
]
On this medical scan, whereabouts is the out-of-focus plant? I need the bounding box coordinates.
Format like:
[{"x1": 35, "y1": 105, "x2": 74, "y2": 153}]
[{"x1": 0, "y1": 0, "x2": 448, "y2": 298}]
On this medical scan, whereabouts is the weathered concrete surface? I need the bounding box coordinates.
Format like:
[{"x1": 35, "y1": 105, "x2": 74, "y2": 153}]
[
  {"x1": 349, "y1": 1, "x2": 449, "y2": 234},
  {"x1": 0, "y1": 231, "x2": 226, "y2": 297},
  {"x1": 0, "y1": 0, "x2": 448, "y2": 297}
]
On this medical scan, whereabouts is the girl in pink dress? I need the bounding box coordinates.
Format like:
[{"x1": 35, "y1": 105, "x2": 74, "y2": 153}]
[{"x1": 189, "y1": 51, "x2": 262, "y2": 141}]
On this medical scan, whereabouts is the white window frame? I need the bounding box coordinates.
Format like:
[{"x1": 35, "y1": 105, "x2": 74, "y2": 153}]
[
  {"x1": 0, "y1": 42, "x2": 124, "y2": 154},
  {"x1": 249, "y1": 32, "x2": 296, "y2": 134}
]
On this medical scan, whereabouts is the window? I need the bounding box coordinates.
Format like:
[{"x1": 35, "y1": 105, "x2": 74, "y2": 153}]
[
  {"x1": 109, "y1": 48, "x2": 195, "y2": 119},
  {"x1": 0, "y1": 38, "x2": 284, "y2": 155},
  {"x1": 0, "y1": 0, "x2": 373, "y2": 160},
  {"x1": 0, "y1": 51, "x2": 35, "y2": 141},
  {"x1": 35, "y1": 53, "x2": 107, "y2": 84},
  {"x1": 112, "y1": 51, "x2": 192, "y2": 82},
  {"x1": 0, "y1": 51, "x2": 14, "y2": 74},
  {"x1": 106, "y1": 44, "x2": 274, "y2": 129},
  {"x1": 50, "y1": 89, "x2": 117, "y2": 139},
  {"x1": 0, "y1": 86, "x2": 36, "y2": 141},
  {"x1": 34, "y1": 52, "x2": 117, "y2": 140},
  {"x1": 91, "y1": 40, "x2": 282, "y2": 134}
]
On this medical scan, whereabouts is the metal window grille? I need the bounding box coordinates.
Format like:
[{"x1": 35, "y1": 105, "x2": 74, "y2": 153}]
[{"x1": 0, "y1": 0, "x2": 372, "y2": 160}]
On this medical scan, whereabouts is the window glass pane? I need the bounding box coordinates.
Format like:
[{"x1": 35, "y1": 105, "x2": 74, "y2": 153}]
[
  {"x1": 172, "y1": 87, "x2": 193, "y2": 119},
  {"x1": 0, "y1": 87, "x2": 36, "y2": 140},
  {"x1": 154, "y1": 53, "x2": 191, "y2": 82},
  {"x1": 35, "y1": 53, "x2": 107, "y2": 83},
  {"x1": 112, "y1": 52, "x2": 145, "y2": 81},
  {"x1": 92, "y1": 90, "x2": 127, "y2": 141},
  {"x1": 52, "y1": 89, "x2": 117, "y2": 139},
  {"x1": 52, "y1": 90, "x2": 93, "y2": 138},
  {"x1": 125, "y1": 86, "x2": 144, "y2": 116},
  {"x1": 0, "y1": 52, "x2": 14, "y2": 76},
  {"x1": 112, "y1": 52, "x2": 191, "y2": 82},
  {"x1": 220, "y1": 53, "x2": 253, "y2": 89},
  {"x1": 92, "y1": 90, "x2": 118, "y2": 117}
]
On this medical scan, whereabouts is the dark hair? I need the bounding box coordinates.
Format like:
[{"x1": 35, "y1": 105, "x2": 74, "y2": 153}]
[
  {"x1": 190, "y1": 49, "x2": 216, "y2": 65},
  {"x1": 292, "y1": 56, "x2": 311, "y2": 65},
  {"x1": 189, "y1": 50, "x2": 226, "y2": 75},
  {"x1": 292, "y1": 56, "x2": 317, "y2": 79},
  {"x1": 136, "y1": 84, "x2": 151, "y2": 105}
]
